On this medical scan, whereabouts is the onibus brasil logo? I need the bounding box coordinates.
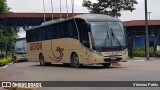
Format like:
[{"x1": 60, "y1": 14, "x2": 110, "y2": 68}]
[{"x1": 2, "y1": 82, "x2": 42, "y2": 88}]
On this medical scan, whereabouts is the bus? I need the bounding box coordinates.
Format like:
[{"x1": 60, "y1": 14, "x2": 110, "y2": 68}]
[
  {"x1": 26, "y1": 14, "x2": 128, "y2": 68},
  {"x1": 15, "y1": 38, "x2": 27, "y2": 61}
]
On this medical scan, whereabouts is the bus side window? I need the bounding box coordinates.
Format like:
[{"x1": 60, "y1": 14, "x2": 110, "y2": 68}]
[
  {"x1": 55, "y1": 24, "x2": 60, "y2": 38},
  {"x1": 68, "y1": 22, "x2": 73, "y2": 37},
  {"x1": 63, "y1": 21, "x2": 69, "y2": 37},
  {"x1": 32, "y1": 29, "x2": 37, "y2": 42},
  {"x1": 76, "y1": 19, "x2": 90, "y2": 48},
  {"x1": 26, "y1": 30, "x2": 30, "y2": 42},
  {"x1": 81, "y1": 23, "x2": 90, "y2": 48},
  {"x1": 40, "y1": 28, "x2": 45, "y2": 41},
  {"x1": 60, "y1": 23, "x2": 65, "y2": 38},
  {"x1": 70, "y1": 20, "x2": 78, "y2": 39}
]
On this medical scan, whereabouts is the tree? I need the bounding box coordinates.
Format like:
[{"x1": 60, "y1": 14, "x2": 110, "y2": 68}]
[
  {"x1": 0, "y1": 0, "x2": 10, "y2": 43},
  {"x1": 82, "y1": 0, "x2": 138, "y2": 17},
  {"x1": 0, "y1": 26, "x2": 16, "y2": 54},
  {"x1": 0, "y1": 0, "x2": 9, "y2": 13},
  {"x1": 0, "y1": 0, "x2": 16, "y2": 53}
]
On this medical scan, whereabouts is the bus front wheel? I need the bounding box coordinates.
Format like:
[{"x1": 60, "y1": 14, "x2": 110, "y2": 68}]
[
  {"x1": 71, "y1": 53, "x2": 80, "y2": 68},
  {"x1": 102, "y1": 63, "x2": 111, "y2": 68},
  {"x1": 39, "y1": 54, "x2": 46, "y2": 66}
]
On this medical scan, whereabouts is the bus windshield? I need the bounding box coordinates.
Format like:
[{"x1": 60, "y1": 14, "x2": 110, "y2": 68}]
[
  {"x1": 15, "y1": 39, "x2": 26, "y2": 54},
  {"x1": 90, "y1": 22, "x2": 126, "y2": 51}
]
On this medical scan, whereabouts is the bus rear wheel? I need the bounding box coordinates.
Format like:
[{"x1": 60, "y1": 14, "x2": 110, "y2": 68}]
[
  {"x1": 71, "y1": 53, "x2": 81, "y2": 68},
  {"x1": 39, "y1": 54, "x2": 46, "y2": 66},
  {"x1": 102, "y1": 63, "x2": 111, "y2": 68}
]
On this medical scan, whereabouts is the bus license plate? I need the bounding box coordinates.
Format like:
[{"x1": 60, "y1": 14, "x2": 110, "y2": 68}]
[{"x1": 111, "y1": 57, "x2": 117, "y2": 60}]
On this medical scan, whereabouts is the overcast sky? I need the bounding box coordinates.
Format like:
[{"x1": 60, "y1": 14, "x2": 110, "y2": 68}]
[{"x1": 7, "y1": 0, "x2": 160, "y2": 21}]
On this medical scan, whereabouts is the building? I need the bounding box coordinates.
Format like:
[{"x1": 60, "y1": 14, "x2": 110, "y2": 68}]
[{"x1": 123, "y1": 20, "x2": 160, "y2": 57}]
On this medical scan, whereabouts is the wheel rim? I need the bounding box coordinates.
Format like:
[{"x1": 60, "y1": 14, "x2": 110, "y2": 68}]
[
  {"x1": 74, "y1": 57, "x2": 79, "y2": 66},
  {"x1": 71, "y1": 54, "x2": 80, "y2": 68}
]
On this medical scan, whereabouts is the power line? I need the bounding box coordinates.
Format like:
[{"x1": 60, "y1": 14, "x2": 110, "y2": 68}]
[
  {"x1": 71, "y1": 0, "x2": 74, "y2": 16},
  {"x1": 66, "y1": 0, "x2": 69, "y2": 18},
  {"x1": 43, "y1": 0, "x2": 46, "y2": 22},
  {"x1": 60, "y1": 0, "x2": 62, "y2": 19}
]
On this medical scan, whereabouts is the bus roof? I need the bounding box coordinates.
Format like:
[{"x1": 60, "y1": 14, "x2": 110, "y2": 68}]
[
  {"x1": 27, "y1": 14, "x2": 121, "y2": 31},
  {"x1": 75, "y1": 14, "x2": 121, "y2": 22}
]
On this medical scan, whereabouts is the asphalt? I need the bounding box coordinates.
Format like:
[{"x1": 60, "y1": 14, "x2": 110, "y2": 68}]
[{"x1": 0, "y1": 59, "x2": 160, "y2": 90}]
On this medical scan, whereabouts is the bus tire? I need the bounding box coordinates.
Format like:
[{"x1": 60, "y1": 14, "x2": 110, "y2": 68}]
[
  {"x1": 102, "y1": 63, "x2": 111, "y2": 68},
  {"x1": 39, "y1": 54, "x2": 46, "y2": 66},
  {"x1": 71, "y1": 53, "x2": 80, "y2": 68}
]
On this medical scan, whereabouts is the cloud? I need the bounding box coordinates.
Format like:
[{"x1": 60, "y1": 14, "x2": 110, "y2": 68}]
[
  {"x1": 120, "y1": 0, "x2": 160, "y2": 21},
  {"x1": 6, "y1": 0, "x2": 160, "y2": 21},
  {"x1": 7, "y1": 0, "x2": 88, "y2": 13}
]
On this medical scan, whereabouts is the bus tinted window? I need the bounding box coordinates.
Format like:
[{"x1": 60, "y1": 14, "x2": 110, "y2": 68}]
[
  {"x1": 45, "y1": 25, "x2": 53, "y2": 40},
  {"x1": 26, "y1": 19, "x2": 80, "y2": 42},
  {"x1": 39, "y1": 28, "x2": 45, "y2": 41}
]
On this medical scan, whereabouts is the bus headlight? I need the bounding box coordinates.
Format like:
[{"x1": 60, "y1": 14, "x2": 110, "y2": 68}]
[
  {"x1": 94, "y1": 51, "x2": 103, "y2": 56},
  {"x1": 122, "y1": 49, "x2": 128, "y2": 55}
]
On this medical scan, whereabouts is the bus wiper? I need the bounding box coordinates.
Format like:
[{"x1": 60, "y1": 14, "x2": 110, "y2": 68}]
[
  {"x1": 102, "y1": 29, "x2": 110, "y2": 47},
  {"x1": 110, "y1": 28, "x2": 122, "y2": 47}
]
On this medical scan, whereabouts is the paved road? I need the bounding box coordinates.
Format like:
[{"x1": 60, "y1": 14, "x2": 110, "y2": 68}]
[{"x1": 0, "y1": 60, "x2": 160, "y2": 90}]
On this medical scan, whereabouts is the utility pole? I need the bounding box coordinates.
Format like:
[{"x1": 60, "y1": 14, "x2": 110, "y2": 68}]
[{"x1": 145, "y1": 0, "x2": 150, "y2": 60}]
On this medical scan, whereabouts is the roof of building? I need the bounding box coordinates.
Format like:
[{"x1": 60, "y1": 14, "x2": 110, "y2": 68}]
[
  {"x1": 0, "y1": 13, "x2": 81, "y2": 18},
  {"x1": 123, "y1": 20, "x2": 160, "y2": 27},
  {"x1": 0, "y1": 13, "x2": 82, "y2": 26}
]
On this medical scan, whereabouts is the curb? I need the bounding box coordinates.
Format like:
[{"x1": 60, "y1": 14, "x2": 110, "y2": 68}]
[
  {"x1": 0, "y1": 62, "x2": 14, "y2": 69},
  {"x1": 132, "y1": 60, "x2": 146, "y2": 62},
  {"x1": 130, "y1": 59, "x2": 160, "y2": 62}
]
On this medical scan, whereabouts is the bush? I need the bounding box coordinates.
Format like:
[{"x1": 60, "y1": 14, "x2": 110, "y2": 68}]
[
  {"x1": 0, "y1": 57, "x2": 12, "y2": 67},
  {"x1": 132, "y1": 47, "x2": 159, "y2": 57},
  {"x1": 133, "y1": 47, "x2": 145, "y2": 57},
  {"x1": 153, "y1": 51, "x2": 160, "y2": 57}
]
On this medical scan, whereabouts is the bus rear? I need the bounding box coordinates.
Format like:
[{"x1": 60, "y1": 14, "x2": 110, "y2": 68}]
[{"x1": 15, "y1": 38, "x2": 27, "y2": 61}]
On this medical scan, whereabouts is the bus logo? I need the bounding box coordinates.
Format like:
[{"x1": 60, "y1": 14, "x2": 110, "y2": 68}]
[
  {"x1": 49, "y1": 47, "x2": 64, "y2": 62},
  {"x1": 30, "y1": 42, "x2": 42, "y2": 50}
]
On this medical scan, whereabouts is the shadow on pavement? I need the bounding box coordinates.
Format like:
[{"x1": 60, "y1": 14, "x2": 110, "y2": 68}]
[
  {"x1": 14, "y1": 59, "x2": 29, "y2": 63},
  {"x1": 34, "y1": 63, "x2": 124, "y2": 69}
]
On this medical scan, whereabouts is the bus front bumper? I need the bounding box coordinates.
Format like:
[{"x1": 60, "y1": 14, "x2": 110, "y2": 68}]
[{"x1": 84, "y1": 53, "x2": 128, "y2": 65}]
